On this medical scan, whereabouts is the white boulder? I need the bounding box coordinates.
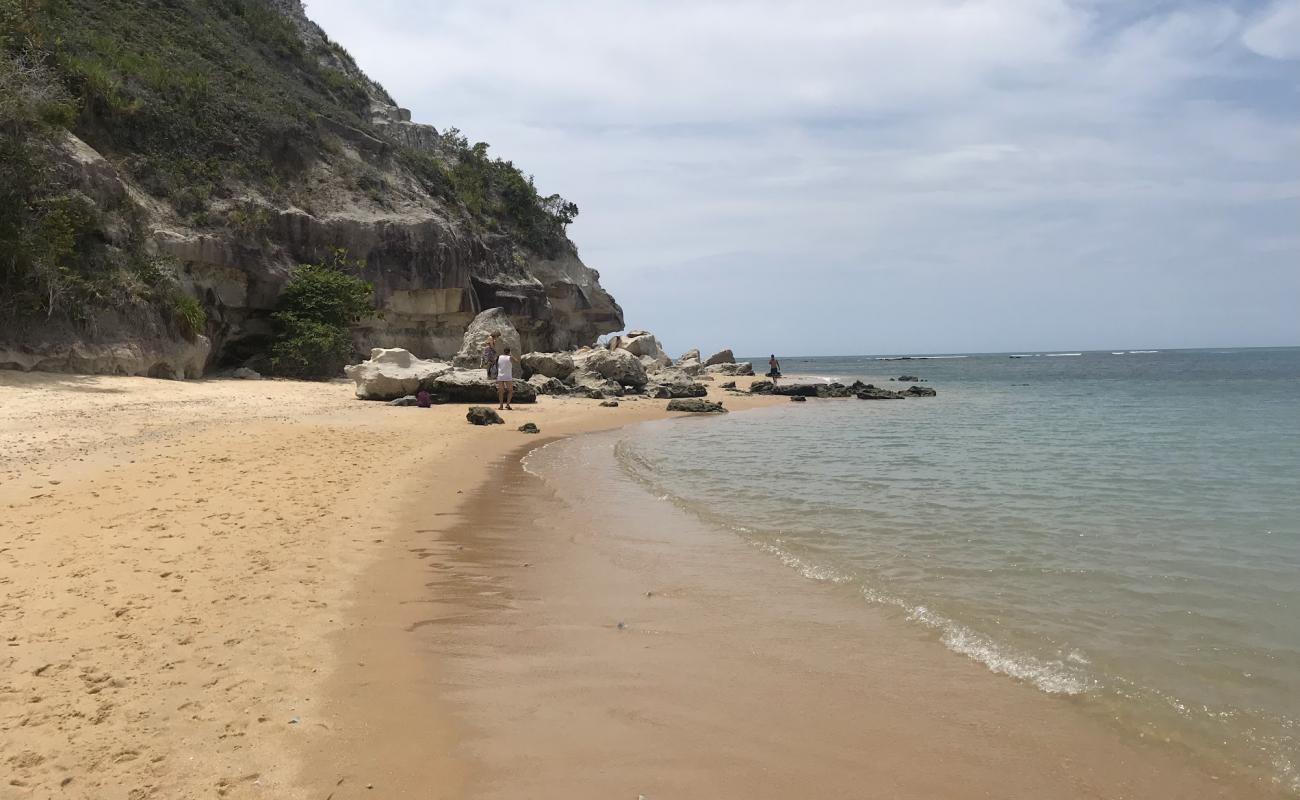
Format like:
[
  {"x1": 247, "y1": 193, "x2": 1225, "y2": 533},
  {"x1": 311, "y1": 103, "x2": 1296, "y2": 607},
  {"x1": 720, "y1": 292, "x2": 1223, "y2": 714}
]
[{"x1": 343, "y1": 348, "x2": 453, "y2": 400}]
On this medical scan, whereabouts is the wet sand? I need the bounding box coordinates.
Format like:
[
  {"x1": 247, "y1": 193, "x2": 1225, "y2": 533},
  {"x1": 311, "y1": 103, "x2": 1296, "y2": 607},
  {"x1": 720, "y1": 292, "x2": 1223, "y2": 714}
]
[{"x1": 311, "y1": 426, "x2": 1273, "y2": 799}]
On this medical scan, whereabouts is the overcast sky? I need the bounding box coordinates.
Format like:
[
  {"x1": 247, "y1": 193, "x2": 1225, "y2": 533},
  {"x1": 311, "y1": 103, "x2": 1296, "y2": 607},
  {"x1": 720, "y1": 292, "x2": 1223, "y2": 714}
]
[{"x1": 306, "y1": 0, "x2": 1298, "y2": 356}]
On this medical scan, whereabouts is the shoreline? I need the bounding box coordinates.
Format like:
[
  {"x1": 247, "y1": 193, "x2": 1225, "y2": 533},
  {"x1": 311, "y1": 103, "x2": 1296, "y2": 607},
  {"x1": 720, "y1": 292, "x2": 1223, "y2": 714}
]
[
  {"x1": 0, "y1": 371, "x2": 1279, "y2": 797},
  {"x1": 351, "y1": 420, "x2": 1271, "y2": 799}
]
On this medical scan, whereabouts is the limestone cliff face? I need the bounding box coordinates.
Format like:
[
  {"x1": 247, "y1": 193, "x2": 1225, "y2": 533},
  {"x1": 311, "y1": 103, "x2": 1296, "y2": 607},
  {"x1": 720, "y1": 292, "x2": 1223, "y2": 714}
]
[{"x1": 0, "y1": 0, "x2": 623, "y2": 376}]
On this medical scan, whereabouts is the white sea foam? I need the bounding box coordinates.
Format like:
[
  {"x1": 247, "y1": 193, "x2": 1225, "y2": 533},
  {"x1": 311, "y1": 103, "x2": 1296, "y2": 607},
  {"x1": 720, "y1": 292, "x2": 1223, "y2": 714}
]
[
  {"x1": 755, "y1": 540, "x2": 854, "y2": 584},
  {"x1": 849, "y1": 586, "x2": 1088, "y2": 695},
  {"x1": 520, "y1": 439, "x2": 564, "y2": 477},
  {"x1": 1045, "y1": 352, "x2": 1083, "y2": 357}
]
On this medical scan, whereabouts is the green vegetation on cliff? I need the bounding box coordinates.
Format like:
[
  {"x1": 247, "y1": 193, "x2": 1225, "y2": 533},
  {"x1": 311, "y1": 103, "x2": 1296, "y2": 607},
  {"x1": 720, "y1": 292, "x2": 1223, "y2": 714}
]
[
  {"x1": 1, "y1": 0, "x2": 579, "y2": 335},
  {"x1": 269, "y1": 249, "x2": 375, "y2": 380}
]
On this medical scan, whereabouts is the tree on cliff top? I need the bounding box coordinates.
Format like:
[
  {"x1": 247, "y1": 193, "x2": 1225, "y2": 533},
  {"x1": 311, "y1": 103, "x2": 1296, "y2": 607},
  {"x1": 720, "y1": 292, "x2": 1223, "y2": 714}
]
[{"x1": 269, "y1": 249, "x2": 376, "y2": 380}]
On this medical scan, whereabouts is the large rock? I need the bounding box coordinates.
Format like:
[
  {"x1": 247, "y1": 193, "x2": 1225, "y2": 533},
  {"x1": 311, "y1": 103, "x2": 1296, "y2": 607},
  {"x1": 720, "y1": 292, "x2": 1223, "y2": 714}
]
[
  {"x1": 614, "y1": 330, "x2": 671, "y2": 369},
  {"x1": 453, "y1": 308, "x2": 522, "y2": 368},
  {"x1": 676, "y1": 348, "x2": 700, "y2": 364},
  {"x1": 426, "y1": 369, "x2": 538, "y2": 404},
  {"x1": 905, "y1": 385, "x2": 937, "y2": 397},
  {"x1": 572, "y1": 347, "x2": 647, "y2": 388},
  {"x1": 343, "y1": 347, "x2": 453, "y2": 400},
  {"x1": 703, "y1": 349, "x2": 735, "y2": 367},
  {"x1": 520, "y1": 351, "x2": 575, "y2": 379},
  {"x1": 749, "y1": 379, "x2": 774, "y2": 394},
  {"x1": 667, "y1": 398, "x2": 727, "y2": 413},
  {"x1": 646, "y1": 367, "x2": 708, "y2": 398},
  {"x1": 527, "y1": 374, "x2": 568, "y2": 395}
]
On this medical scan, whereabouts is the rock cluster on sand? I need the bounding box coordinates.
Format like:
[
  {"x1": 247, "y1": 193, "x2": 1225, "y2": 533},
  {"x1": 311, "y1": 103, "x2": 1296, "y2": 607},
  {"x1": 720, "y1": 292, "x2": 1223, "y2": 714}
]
[
  {"x1": 345, "y1": 346, "x2": 536, "y2": 403},
  {"x1": 599, "y1": 400, "x2": 619, "y2": 407},
  {"x1": 466, "y1": 407, "x2": 504, "y2": 425},
  {"x1": 518, "y1": 422, "x2": 540, "y2": 434},
  {"x1": 667, "y1": 398, "x2": 727, "y2": 413},
  {"x1": 344, "y1": 348, "x2": 453, "y2": 400}
]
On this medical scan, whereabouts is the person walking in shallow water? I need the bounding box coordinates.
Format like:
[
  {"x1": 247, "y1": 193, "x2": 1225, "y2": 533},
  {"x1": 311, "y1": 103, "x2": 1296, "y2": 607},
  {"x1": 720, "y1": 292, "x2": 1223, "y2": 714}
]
[
  {"x1": 496, "y1": 347, "x2": 515, "y2": 410},
  {"x1": 768, "y1": 354, "x2": 782, "y2": 384}
]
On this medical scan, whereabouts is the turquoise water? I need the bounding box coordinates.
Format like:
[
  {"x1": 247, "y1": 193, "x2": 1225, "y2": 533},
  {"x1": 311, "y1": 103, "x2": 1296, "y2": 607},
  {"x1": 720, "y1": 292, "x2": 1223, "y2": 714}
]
[{"x1": 616, "y1": 347, "x2": 1300, "y2": 792}]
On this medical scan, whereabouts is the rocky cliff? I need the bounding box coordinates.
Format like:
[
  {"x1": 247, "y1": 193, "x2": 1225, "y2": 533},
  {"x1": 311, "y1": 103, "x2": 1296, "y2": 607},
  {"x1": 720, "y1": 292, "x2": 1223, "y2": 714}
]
[{"x1": 0, "y1": 0, "x2": 623, "y2": 376}]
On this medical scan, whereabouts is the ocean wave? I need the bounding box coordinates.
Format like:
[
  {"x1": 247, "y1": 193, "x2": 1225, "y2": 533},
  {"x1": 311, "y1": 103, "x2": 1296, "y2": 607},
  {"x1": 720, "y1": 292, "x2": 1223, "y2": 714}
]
[
  {"x1": 855, "y1": 586, "x2": 1089, "y2": 695},
  {"x1": 520, "y1": 439, "x2": 564, "y2": 477},
  {"x1": 1045, "y1": 352, "x2": 1083, "y2": 357},
  {"x1": 754, "y1": 540, "x2": 854, "y2": 584}
]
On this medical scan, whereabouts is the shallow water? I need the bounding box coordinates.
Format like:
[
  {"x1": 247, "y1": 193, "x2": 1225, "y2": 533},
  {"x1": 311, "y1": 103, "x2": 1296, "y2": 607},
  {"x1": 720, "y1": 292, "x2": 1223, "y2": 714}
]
[{"x1": 616, "y1": 347, "x2": 1300, "y2": 792}]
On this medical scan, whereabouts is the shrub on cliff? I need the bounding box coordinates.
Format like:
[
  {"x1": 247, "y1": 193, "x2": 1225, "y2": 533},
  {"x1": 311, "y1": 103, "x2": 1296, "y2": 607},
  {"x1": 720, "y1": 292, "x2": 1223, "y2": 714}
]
[{"x1": 269, "y1": 249, "x2": 375, "y2": 380}]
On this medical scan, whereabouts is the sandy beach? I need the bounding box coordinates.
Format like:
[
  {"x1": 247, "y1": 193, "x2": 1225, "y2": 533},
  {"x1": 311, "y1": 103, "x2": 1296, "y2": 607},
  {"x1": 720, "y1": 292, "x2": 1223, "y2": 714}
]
[{"x1": 0, "y1": 372, "x2": 1274, "y2": 799}]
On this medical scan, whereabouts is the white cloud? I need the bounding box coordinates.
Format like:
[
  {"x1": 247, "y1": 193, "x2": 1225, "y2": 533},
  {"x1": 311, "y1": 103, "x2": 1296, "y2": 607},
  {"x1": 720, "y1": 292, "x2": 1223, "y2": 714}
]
[
  {"x1": 304, "y1": 0, "x2": 1300, "y2": 353},
  {"x1": 1242, "y1": 0, "x2": 1300, "y2": 59}
]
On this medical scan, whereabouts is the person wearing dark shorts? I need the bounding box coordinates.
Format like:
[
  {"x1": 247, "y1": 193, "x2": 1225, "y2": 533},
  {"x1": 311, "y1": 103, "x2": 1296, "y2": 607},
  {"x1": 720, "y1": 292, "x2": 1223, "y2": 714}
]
[{"x1": 768, "y1": 354, "x2": 782, "y2": 383}]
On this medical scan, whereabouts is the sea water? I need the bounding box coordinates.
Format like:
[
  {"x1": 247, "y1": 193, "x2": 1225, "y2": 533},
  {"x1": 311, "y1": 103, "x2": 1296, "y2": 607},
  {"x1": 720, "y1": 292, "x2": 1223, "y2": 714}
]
[{"x1": 613, "y1": 347, "x2": 1299, "y2": 792}]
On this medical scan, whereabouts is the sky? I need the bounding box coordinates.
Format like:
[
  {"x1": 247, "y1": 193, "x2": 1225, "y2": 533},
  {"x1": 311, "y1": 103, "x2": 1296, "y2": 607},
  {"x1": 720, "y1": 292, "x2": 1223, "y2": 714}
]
[{"x1": 304, "y1": 0, "x2": 1299, "y2": 357}]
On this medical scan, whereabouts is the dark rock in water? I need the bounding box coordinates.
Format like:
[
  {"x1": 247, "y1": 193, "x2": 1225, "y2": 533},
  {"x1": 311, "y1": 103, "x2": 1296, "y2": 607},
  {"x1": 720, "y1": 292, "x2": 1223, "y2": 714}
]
[
  {"x1": 772, "y1": 383, "x2": 820, "y2": 397},
  {"x1": 720, "y1": 381, "x2": 736, "y2": 389},
  {"x1": 466, "y1": 406, "x2": 505, "y2": 425},
  {"x1": 856, "y1": 384, "x2": 905, "y2": 400},
  {"x1": 790, "y1": 395, "x2": 807, "y2": 402},
  {"x1": 897, "y1": 375, "x2": 920, "y2": 382},
  {"x1": 848, "y1": 380, "x2": 867, "y2": 392},
  {"x1": 599, "y1": 400, "x2": 619, "y2": 407},
  {"x1": 667, "y1": 398, "x2": 727, "y2": 413},
  {"x1": 749, "y1": 379, "x2": 775, "y2": 394},
  {"x1": 425, "y1": 370, "x2": 538, "y2": 404},
  {"x1": 518, "y1": 422, "x2": 540, "y2": 434},
  {"x1": 816, "y1": 382, "x2": 853, "y2": 398},
  {"x1": 905, "y1": 385, "x2": 937, "y2": 397},
  {"x1": 388, "y1": 395, "x2": 418, "y2": 406}
]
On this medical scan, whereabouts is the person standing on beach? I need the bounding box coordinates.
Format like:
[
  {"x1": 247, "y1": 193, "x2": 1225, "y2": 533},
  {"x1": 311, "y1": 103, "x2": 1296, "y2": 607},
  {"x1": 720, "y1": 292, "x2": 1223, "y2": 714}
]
[
  {"x1": 768, "y1": 354, "x2": 781, "y2": 384},
  {"x1": 482, "y1": 332, "x2": 500, "y2": 380},
  {"x1": 496, "y1": 348, "x2": 515, "y2": 410}
]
